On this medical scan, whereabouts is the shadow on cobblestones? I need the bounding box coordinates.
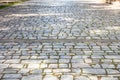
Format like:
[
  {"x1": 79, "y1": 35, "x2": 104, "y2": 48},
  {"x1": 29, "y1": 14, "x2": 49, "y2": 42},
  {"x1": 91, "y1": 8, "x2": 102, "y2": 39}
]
[
  {"x1": 0, "y1": 0, "x2": 120, "y2": 80},
  {"x1": 0, "y1": 0, "x2": 120, "y2": 40}
]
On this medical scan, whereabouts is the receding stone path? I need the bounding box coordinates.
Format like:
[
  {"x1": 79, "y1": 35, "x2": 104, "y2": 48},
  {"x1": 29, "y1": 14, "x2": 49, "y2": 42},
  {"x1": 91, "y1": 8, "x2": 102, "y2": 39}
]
[{"x1": 0, "y1": 0, "x2": 120, "y2": 80}]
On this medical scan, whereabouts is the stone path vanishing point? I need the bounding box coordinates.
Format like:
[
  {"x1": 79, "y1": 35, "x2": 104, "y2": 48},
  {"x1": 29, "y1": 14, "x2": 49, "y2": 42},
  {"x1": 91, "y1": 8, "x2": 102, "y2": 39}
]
[{"x1": 0, "y1": 0, "x2": 120, "y2": 80}]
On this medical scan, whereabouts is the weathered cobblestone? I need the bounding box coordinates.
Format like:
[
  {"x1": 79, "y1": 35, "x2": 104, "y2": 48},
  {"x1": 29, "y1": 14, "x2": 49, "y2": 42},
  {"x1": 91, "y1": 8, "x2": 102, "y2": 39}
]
[
  {"x1": 61, "y1": 75, "x2": 73, "y2": 80},
  {"x1": 9, "y1": 64, "x2": 24, "y2": 68},
  {"x1": 75, "y1": 76, "x2": 90, "y2": 80},
  {"x1": 101, "y1": 77, "x2": 118, "y2": 80},
  {"x1": 72, "y1": 63, "x2": 91, "y2": 68},
  {"x1": 28, "y1": 64, "x2": 39, "y2": 69},
  {"x1": 59, "y1": 64, "x2": 68, "y2": 68},
  {"x1": 0, "y1": 0, "x2": 120, "y2": 79},
  {"x1": 101, "y1": 64, "x2": 115, "y2": 68},
  {"x1": 0, "y1": 64, "x2": 9, "y2": 68},
  {"x1": 40, "y1": 63, "x2": 47, "y2": 68},
  {"x1": 49, "y1": 64, "x2": 58, "y2": 68},
  {"x1": 30, "y1": 69, "x2": 42, "y2": 74},
  {"x1": 53, "y1": 69, "x2": 71, "y2": 73},
  {"x1": 43, "y1": 75, "x2": 58, "y2": 80},
  {"x1": 3, "y1": 74, "x2": 22, "y2": 79},
  {"x1": 106, "y1": 69, "x2": 120, "y2": 74},
  {"x1": 4, "y1": 59, "x2": 20, "y2": 64},
  {"x1": 83, "y1": 69, "x2": 106, "y2": 75},
  {"x1": 18, "y1": 69, "x2": 30, "y2": 74},
  {"x1": 22, "y1": 75, "x2": 42, "y2": 80},
  {"x1": 3, "y1": 69, "x2": 18, "y2": 74}
]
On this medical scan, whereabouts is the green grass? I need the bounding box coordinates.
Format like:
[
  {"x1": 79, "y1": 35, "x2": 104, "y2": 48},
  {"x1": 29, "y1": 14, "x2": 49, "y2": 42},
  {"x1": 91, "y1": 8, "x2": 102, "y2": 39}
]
[
  {"x1": 0, "y1": 5, "x2": 9, "y2": 9},
  {"x1": 0, "y1": 3, "x2": 16, "y2": 9},
  {"x1": 0, "y1": 0, "x2": 28, "y2": 9}
]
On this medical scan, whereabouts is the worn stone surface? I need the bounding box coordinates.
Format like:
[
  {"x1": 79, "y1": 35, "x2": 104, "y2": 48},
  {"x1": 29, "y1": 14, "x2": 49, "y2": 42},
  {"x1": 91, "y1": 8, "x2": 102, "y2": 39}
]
[
  {"x1": 43, "y1": 75, "x2": 59, "y2": 80},
  {"x1": 61, "y1": 75, "x2": 73, "y2": 80},
  {"x1": 22, "y1": 75, "x2": 42, "y2": 80},
  {"x1": 3, "y1": 74, "x2": 22, "y2": 79},
  {"x1": 0, "y1": 0, "x2": 120, "y2": 80}
]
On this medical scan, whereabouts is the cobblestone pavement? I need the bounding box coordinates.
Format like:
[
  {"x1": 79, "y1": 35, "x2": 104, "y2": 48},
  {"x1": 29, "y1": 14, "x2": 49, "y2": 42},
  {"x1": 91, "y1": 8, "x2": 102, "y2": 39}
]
[{"x1": 0, "y1": 0, "x2": 120, "y2": 80}]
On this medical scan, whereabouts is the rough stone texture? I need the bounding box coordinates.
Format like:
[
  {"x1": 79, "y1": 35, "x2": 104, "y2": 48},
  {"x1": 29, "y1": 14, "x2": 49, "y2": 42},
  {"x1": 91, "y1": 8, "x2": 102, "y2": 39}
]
[
  {"x1": 3, "y1": 74, "x2": 22, "y2": 79},
  {"x1": 43, "y1": 75, "x2": 58, "y2": 80},
  {"x1": 101, "y1": 77, "x2": 119, "y2": 80},
  {"x1": 75, "y1": 76, "x2": 89, "y2": 80},
  {"x1": 61, "y1": 75, "x2": 73, "y2": 80},
  {"x1": 28, "y1": 64, "x2": 40, "y2": 69},
  {"x1": 22, "y1": 75, "x2": 42, "y2": 80},
  {"x1": 83, "y1": 69, "x2": 106, "y2": 75},
  {"x1": 0, "y1": 0, "x2": 120, "y2": 80}
]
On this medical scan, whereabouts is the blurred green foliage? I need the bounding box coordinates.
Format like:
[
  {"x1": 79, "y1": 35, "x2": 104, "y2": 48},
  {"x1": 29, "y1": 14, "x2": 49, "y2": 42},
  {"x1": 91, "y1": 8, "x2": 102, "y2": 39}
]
[{"x1": 0, "y1": 0, "x2": 28, "y2": 9}]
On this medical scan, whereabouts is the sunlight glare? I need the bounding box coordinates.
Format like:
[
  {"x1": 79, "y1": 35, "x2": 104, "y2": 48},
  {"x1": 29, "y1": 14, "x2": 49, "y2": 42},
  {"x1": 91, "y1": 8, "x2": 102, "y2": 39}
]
[{"x1": 110, "y1": 1, "x2": 120, "y2": 9}]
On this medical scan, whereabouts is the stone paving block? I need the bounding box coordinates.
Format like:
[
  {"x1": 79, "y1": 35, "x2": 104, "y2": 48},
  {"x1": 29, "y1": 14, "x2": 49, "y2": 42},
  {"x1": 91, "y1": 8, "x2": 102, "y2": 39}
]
[
  {"x1": 28, "y1": 64, "x2": 39, "y2": 69},
  {"x1": 72, "y1": 56, "x2": 82, "y2": 59},
  {"x1": 30, "y1": 56, "x2": 38, "y2": 59},
  {"x1": 3, "y1": 69, "x2": 18, "y2": 73},
  {"x1": 37, "y1": 56, "x2": 48, "y2": 59},
  {"x1": 0, "y1": 64, "x2": 9, "y2": 68},
  {"x1": 12, "y1": 56, "x2": 20, "y2": 59},
  {"x1": 18, "y1": 69, "x2": 30, "y2": 74},
  {"x1": 84, "y1": 59, "x2": 92, "y2": 63},
  {"x1": 72, "y1": 63, "x2": 91, "y2": 68},
  {"x1": 4, "y1": 59, "x2": 20, "y2": 64},
  {"x1": 9, "y1": 64, "x2": 24, "y2": 68},
  {"x1": 75, "y1": 76, "x2": 90, "y2": 80},
  {"x1": 0, "y1": 0, "x2": 120, "y2": 79},
  {"x1": 44, "y1": 69, "x2": 52, "y2": 73},
  {"x1": 106, "y1": 69, "x2": 120, "y2": 74},
  {"x1": 3, "y1": 74, "x2": 22, "y2": 79},
  {"x1": 59, "y1": 59, "x2": 70, "y2": 63},
  {"x1": 71, "y1": 59, "x2": 84, "y2": 63},
  {"x1": 91, "y1": 55, "x2": 104, "y2": 59},
  {"x1": 61, "y1": 75, "x2": 73, "y2": 80},
  {"x1": 21, "y1": 60, "x2": 42, "y2": 64},
  {"x1": 22, "y1": 75, "x2": 42, "y2": 80},
  {"x1": 83, "y1": 69, "x2": 106, "y2": 75},
  {"x1": 101, "y1": 77, "x2": 118, "y2": 80},
  {"x1": 43, "y1": 59, "x2": 58, "y2": 63},
  {"x1": 50, "y1": 56, "x2": 59, "y2": 59},
  {"x1": 49, "y1": 64, "x2": 58, "y2": 68},
  {"x1": 72, "y1": 68, "x2": 81, "y2": 74},
  {"x1": 101, "y1": 59, "x2": 112, "y2": 63},
  {"x1": 60, "y1": 56, "x2": 71, "y2": 59},
  {"x1": 105, "y1": 55, "x2": 120, "y2": 59},
  {"x1": 40, "y1": 63, "x2": 48, "y2": 68},
  {"x1": 0, "y1": 56, "x2": 5, "y2": 59},
  {"x1": 53, "y1": 69, "x2": 71, "y2": 73},
  {"x1": 30, "y1": 69, "x2": 42, "y2": 74},
  {"x1": 89, "y1": 76, "x2": 98, "y2": 80},
  {"x1": 74, "y1": 46, "x2": 89, "y2": 49},
  {"x1": 59, "y1": 64, "x2": 68, "y2": 68},
  {"x1": 43, "y1": 75, "x2": 58, "y2": 80},
  {"x1": 92, "y1": 64, "x2": 101, "y2": 68},
  {"x1": 101, "y1": 64, "x2": 115, "y2": 68}
]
